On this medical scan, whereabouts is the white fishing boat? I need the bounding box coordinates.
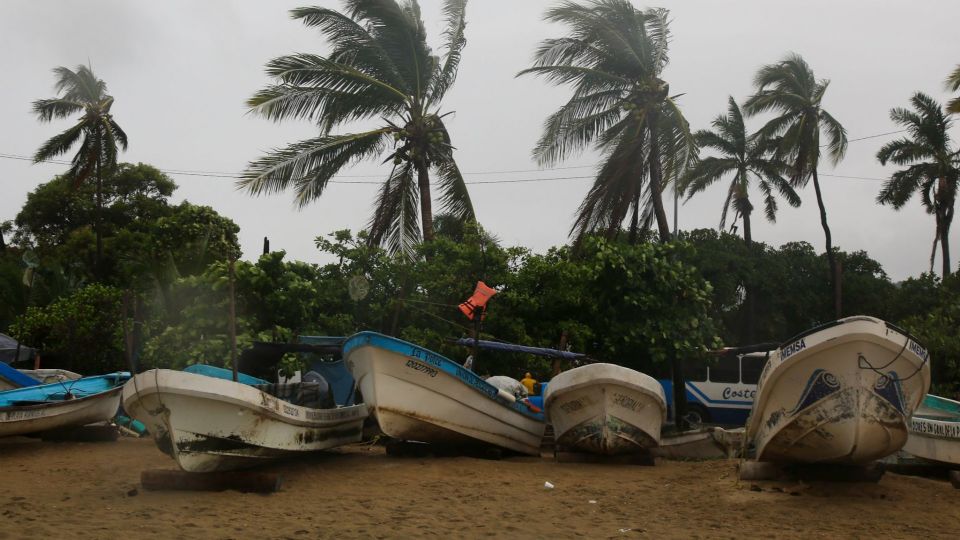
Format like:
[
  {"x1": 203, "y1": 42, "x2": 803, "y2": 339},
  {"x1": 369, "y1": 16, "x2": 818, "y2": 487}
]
[
  {"x1": 903, "y1": 394, "x2": 960, "y2": 466},
  {"x1": 0, "y1": 373, "x2": 127, "y2": 437},
  {"x1": 122, "y1": 369, "x2": 368, "y2": 472},
  {"x1": 343, "y1": 332, "x2": 546, "y2": 455},
  {"x1": 747, "y1": 316, "x2": 931, "y2": 464},
  {"x1": 544, "y1": 363, "x2": 666, "y2": 455}
]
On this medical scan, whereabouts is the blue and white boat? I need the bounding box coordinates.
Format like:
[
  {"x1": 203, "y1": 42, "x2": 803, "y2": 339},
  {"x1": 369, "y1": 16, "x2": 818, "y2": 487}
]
[
  {"x1": 0, "y1": 372, "x2": 129, "y2": 437},
  {"x1": 344, "y1": 332, "x2": 546, "y2": 455},
  {"x1": 904, "y1": 394, "x2": 960, "y2": 466},
  {"x1": 747, "y1": 316, "x2": 930, "y2": 464}
]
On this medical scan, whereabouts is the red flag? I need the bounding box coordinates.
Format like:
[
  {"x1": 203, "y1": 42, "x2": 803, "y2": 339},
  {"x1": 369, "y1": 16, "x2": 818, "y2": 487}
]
[{"x1": 459, "y1": 281, "x2": 497, "y2": 320}]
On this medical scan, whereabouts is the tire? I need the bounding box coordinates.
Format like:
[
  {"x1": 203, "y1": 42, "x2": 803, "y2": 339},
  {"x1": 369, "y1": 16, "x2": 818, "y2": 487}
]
[{"x1": 683, "y1": 404, "x2": 710, "y2": 429}]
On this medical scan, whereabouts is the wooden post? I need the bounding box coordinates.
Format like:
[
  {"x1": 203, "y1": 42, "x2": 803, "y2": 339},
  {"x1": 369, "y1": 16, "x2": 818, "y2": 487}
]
[
  {"x1": 552, "y1": 330, "x2": 568, "y2": 377},
  {"x1": 471, "y1": 308, "x2": 483, "y2": 373},
  {"x1": 141, "y1": 469, "x2": 282, "y2": 493},
  {"x1": 262, "y1": 236, "x2": 270, "y2": 255},
  {"x1": 671, "y1": 348, "x2": 687, "y2": 431},
  {"x1": 228, "y1": 259, "x2": 238, "y2": 383},
  {"x1": 123, "y1": 291, "x2": 135, "y2": 374}
]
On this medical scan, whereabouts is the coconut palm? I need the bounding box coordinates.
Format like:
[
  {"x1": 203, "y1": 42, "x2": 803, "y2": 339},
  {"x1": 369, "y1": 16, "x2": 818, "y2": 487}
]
[
  {"x1": 743, "y1": 54, "x2": 847, "y2": 318},
  {"x1": 877, "y1": 92, "x2": 959, "y2": 277},
  {"x1": 684, "y1": 96, "x2": 799, "y2": 246},
  {"x1": 946, "y1": 65, "x2": 960, "y2": 115},
  {"x1": 241, "y1": 1, "x2": 474, "y2": 257},
  {"x1": 32, "y1": 64, "x2": 128, "y2": 272},
  {"x1": 519, "y1": 1, "x2": 695, "y2": 244}
]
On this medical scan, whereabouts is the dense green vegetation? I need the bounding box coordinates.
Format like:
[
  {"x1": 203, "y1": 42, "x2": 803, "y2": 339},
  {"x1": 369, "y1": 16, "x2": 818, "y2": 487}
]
[{"x1": 2, "y1": 1, "x2": 959, "y2": 398}]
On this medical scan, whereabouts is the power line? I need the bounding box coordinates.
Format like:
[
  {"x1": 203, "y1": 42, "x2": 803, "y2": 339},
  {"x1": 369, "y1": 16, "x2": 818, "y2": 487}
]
[{"x1": 0, "y1": 127, "x2": 906, "y2": 185}]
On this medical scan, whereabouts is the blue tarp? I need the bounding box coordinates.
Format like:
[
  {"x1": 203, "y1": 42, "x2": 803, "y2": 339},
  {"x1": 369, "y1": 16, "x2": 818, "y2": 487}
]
[
  {"x1": 454, "y1": 338, "x2": 585, "y2": 360},
  {"x1": 299, "y1": 336, "x2": 354, "y2": 406},
  {"x1": 0, "y1": 372, "x2": 129, "y2": 407}
]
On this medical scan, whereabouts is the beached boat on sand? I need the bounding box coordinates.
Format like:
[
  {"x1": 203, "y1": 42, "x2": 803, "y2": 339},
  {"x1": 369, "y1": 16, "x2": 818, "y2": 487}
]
[
  {"x1": 122, "y1": 369, "x2": 368, "y2": 472},
  {"x1": 544, "y1": 363, "x2": 666, "y2": 455},
  {"x1": 343, "y1": 332, "x2": 546, "y2": 455},
  {"x1": 0, "y1": 372, "x2": 128, "y2": 437},
  {"x1": 747, "y1": 315, "x2": 930, "y2": 464},
  {"x1": 903, "y1": 394, "x2": 960, "y2": 467}
]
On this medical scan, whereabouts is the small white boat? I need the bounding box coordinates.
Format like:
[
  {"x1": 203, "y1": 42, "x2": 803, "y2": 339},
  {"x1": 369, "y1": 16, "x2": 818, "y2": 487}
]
[
  {"x1": 0, "y1": 373, "x2": 127, "y2": 437},
  {"x1": 544, "y1": 363, "x2": 666, "y2": 455},
  {"x1": 343, "y1": 332, "x2": 545, "y2": 455},
  {"x1": 903, "y1": 394, "x2": 960, "y2": 466},
  {"x1": 747, "y1": 316, "x2": 931, "y2": 464},
  {"x1": 122, "y1": 369, "x2": 368, "y2": 472}
]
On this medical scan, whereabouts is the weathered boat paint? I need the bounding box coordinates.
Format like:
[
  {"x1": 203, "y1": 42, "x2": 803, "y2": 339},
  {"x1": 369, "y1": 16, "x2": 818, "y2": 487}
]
[
  {"x1": 747, "y1": 316, "x2": 930, "y2": 464},
  {"x1": 343, "y1": 331, "x2": 545, "y2": 455},
  {"x1": 545, "y1": 363, "x2": 666, "y2": 455},
  {"x1": 903, "y1": 394, "x2": 960, "y2": 466},
  {"x1": 122, "y1": 369, "x2": 368, "y2": 472},
  {"x1": 0, "y1": 373, "x2": 127, "y2": 437}
]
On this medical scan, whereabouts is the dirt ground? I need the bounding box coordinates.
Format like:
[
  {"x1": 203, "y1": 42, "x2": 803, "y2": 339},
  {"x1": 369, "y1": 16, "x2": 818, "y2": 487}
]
[{"x1": 0, "y1": 436, "x2": 957, "y2": 539}]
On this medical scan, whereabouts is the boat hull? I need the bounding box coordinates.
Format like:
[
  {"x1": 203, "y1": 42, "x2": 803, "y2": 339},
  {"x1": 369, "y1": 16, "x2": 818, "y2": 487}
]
[
  {"x1": 545, "y1": 363, "x2": 666, "y2": 455},
  {"x1": 748, "y1": 316, "x2": 930, "y2": 464},
  {"x1": 903, "y1": 395, "x2": 960, "y2": 466},
  {"x1": 0, "y1": 386, "x2": 123, "y2": 437},
  {"x1": 122, "y1": 370, "x2": 368, "y2": 472},
  {"x1": 344, "y1": 333, "x2": 545, "y2": 455}
]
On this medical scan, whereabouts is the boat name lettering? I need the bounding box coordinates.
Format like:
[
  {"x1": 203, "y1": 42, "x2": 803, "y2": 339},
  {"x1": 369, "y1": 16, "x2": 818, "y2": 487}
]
[
  {"x1": 409, "y1": 347, "x2": 444, "y2": 368},
  {"x1": 2, "y1": 409, "x2": 44, "y2": 421},
  {"x1": 722, "y1": 387, "x2": 756, "y2": 400},
  {"x1": 404, "y1": 359, "x2": 438, "y2": 378},
  {"x1": 781, "y1": 339, "x2": 806, "y2": 360},
  {"x1": 612, "y1": 393, "x2": 640, "y2": 411},
  {"x1": 282, "y1": 404, "x2": 299, "y2": 417},
  {"x1": 911, "y1": 418, "x2": 960, "y2": 439},
  {"x1": 560, "y1": 400, "x2": 583, "y2": 414},
  {"x1": 907, "y1": 340, "x2": 929, "y2": 361}
]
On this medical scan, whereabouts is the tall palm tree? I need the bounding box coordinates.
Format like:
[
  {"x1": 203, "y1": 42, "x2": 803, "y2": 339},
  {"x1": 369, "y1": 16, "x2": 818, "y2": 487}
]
[
  {"x1": 876, "y1": 92, "x2": 959, "y2": 277},
  {"x1": 684, "y1": 96, "x2": 799, "y2": 246},
  {"x1": 33, "y1": 64, "x2": 128, "y2": 272},
  {"x1": 744, "y1": 54, "x2": 847, "y2": 318},
  {"x1": 519, "y1": 1, "x2": 695, "y2": 244},
  {"x1": 241, "y1": 1, "x2": 474, "y2": 257},
  {"x1": 946, "y1": 65, "x2": 960, "y2": 115}
]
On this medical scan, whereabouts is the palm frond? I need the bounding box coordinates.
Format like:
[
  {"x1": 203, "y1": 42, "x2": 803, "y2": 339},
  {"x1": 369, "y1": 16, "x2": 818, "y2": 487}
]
[
  {"x1": 426, "y1": 0, "x2": 468, "y2": 106},
  {"x1": 33, "y1": 121, "x2": 85, "y2": 162},
  {"x1": 367, "y1": 161, "x2": 421, "y2": 257}
]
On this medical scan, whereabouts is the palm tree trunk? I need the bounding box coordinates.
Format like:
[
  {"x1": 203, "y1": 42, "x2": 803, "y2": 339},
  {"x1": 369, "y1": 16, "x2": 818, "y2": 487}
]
[
  {"x1": 811, "y1": 170, "x2": 841, "y2": 318},
  {"x1": 647, "y1": 122, "x2": 672, "y2": 243},
  {"x1": 741, "y1": 210, "x2": 756, "y2": 344},
  {"x1": 628, "y1": 188, "x2": 640, "y2": 244},
  {"x1": 95, "y1": 155, "x2": 103, "y2": 277},
  {"x1": 417, "y1": 162, "x2": 434, "y2": 243},
  {"x1": 938, "y1": 177, "x2": 954, "y2": 277}
]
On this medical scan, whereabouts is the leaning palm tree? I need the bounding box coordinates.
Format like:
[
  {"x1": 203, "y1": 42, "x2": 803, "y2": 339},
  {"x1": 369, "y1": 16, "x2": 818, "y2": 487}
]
[
  {"x1": 241, "y1": 1, "x2": 474, "y2": 257},
  {"x1": 877, "y1": 92, "x2": 959, "y2": 277},
  {"x1": 684, "y1": 96, "x2": 799, "y2": 246},
  {"x1": 519, "y1": 1, "x2": 695, "y2": 244},
  {"x1": 946, "y1": 65, "x2": 960, "y2": 115},
  {"x1": 33, "y1": 64, "x2": 128, "y2": 272},
  {"x1": 744, "y1": 54, "x2": 847, "y2": 318}
]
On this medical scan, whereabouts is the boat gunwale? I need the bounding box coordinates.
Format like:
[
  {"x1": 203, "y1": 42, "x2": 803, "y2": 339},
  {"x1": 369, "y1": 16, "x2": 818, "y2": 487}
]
[
  {"x1": 0, "y1": 384, "x2": 123, "y2": 414},
  {"x1": 343, "y1": 331, "x2": 545, "y2": 421},
  {"x1": 544, "y1": 377, "x2": 668, "y2": 420}
]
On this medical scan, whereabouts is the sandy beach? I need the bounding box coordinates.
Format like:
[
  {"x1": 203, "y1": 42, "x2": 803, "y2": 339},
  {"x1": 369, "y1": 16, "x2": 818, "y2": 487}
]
[{"x1": 0, "y1": 437, "x2": 957, "y2": 539}]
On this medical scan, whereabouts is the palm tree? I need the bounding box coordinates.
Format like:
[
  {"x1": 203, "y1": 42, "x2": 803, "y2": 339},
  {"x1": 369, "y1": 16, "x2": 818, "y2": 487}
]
[
  {"x1": 33, "y1": 64, "x2": 128, "y2": 273},
  {"x1": 743, "y1": 54, "x2": 847, "y2": 318},
  {"x1": 684, "y1": 96, "x2": 799, "y2": 246},
  {"x1": 519, "y1": 1, "x2": 695, "y2": 244},
  {"x1": 946, "y1": 65, "x2": 960, "y2": 115},
  {"x1": 241, "y1": 1, "x2": 474, "y2": 257},
  {"x1": 876, "y1": 92, "x2": 959, "y2": 277}
]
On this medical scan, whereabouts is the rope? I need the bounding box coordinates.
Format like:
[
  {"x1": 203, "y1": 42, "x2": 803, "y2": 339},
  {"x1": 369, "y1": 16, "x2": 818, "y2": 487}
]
[{"x1": 857, "y1": 335, "x2": 928, "y2": 382}]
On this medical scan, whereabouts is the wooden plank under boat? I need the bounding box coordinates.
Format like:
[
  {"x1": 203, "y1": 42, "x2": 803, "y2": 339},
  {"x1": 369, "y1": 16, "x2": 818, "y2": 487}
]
[
  {"x1": 544, "y1": 363, "x2": 666, "y2": 455},
  {"x1": 746, "y1": 316, "x2": 931, "y2": 464},
  {"x1": 343, "y1": 331, "x2": 545, "y2": 455},
  {"x1": 122, "y1": 369, "x2": 368, "y2": 472}
]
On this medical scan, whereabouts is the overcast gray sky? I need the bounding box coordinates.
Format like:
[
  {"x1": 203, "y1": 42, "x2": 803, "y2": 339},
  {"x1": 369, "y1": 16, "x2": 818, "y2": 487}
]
[{"x1": 2, "y1": 0, "x2": 958, "y2": 281}]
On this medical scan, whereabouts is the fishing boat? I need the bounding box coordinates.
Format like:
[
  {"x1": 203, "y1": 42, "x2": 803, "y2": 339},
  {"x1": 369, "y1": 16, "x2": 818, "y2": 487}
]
[
  {"x1": 121, "y1": 369, "x2": 368, "y2": 472},
  {"x1": 544, "y1": 363, "x2": 666, "y2": 455},
  {"x1": 747, "y1": 316, "x2": 931, "y2": 464},
  {"x1": 0, "y1": 372, "x2": 128, "y2": 437},
  {"x1": 903, "y1": 394, "x2": 960, "y2": 466},
  {"x1": 343, "y1": 332, "x2": 546, "y2": 455}
]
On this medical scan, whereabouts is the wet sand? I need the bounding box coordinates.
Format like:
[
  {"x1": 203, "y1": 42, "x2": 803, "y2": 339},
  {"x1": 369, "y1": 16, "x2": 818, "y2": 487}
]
[{"x1": 0, "y1": 436, "x2": 957, "y2": 539}]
